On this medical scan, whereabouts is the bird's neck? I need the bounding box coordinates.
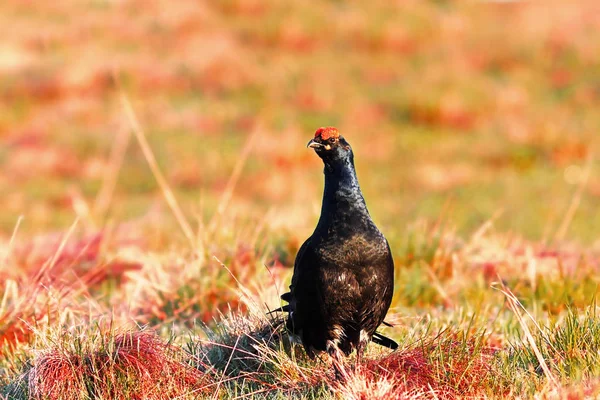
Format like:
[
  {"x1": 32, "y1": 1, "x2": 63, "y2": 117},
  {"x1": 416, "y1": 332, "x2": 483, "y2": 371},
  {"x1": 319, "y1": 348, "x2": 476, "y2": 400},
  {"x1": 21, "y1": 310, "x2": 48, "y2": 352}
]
[{"x1": 316, "y1": 155, "x2": 371, "y2": 229}]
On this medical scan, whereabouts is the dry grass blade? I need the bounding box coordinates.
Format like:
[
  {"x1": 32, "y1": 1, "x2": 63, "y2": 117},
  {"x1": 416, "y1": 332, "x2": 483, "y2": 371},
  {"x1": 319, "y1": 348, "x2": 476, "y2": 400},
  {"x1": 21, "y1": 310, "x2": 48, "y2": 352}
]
[
  {"x1": 208, "y1": 123, "x2": 259, "y2": 234},
  {"x1": 118, "y1": 89, "x2": 196, "y2": 249},
  {"x1": 1, "y1": 216, "x2": 23, "y2": 268},
  {"x1": 0, "y1": 279, "x2": 17, "y2": 318},
  {"x1": 94, "y1": 125, "x2": 132, "y2": 218},
  {"x1": 33, "y1": 218, "x2": 80, "y2": 282},
  {"x1": 554, "y1": 152, "x2": 594, "y2": 242},
  {"x1": 426, "y1": 267, "x2": 453, "y2": 307},
  {"x1": 494, "y1": 282, "x2": 558, "y2": 388},
  {"x1": 211, "y1": 336, "x2": 241, "y2": 400},
  {"x1": 211, "y1": 255, "x2": 268, "y2": 314},
  {"x1": 465, "y1": 210, "x2": 503, "y2": 251}
]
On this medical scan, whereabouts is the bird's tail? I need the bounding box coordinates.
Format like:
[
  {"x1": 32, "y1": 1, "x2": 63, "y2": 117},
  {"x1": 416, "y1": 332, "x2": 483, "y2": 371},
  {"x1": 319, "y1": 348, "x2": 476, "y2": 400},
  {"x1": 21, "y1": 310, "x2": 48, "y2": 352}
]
[
  {"x1": 267, "y1": 292, "x2": 292, "y2": 314},
  {"x1": 372, "y1": 332, "x2": 398, "y2": 350},
  {"x1": 267, "y1": 305, "x2": 290, "y2": 314}
]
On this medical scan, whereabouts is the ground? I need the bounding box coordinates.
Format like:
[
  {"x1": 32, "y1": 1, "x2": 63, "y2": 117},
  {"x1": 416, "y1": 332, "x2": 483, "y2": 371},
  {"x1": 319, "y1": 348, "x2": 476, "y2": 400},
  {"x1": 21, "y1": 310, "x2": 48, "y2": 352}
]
[{"x1": 1, "y1": 0, "x2": 600, "y2": 398}]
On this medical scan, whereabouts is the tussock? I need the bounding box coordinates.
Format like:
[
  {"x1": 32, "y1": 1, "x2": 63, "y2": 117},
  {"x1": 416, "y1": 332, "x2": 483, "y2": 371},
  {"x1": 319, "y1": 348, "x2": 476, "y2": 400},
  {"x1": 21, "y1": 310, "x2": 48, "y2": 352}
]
[{"x1": 20, "y1": 331, "x2": 207, "y2": 400}]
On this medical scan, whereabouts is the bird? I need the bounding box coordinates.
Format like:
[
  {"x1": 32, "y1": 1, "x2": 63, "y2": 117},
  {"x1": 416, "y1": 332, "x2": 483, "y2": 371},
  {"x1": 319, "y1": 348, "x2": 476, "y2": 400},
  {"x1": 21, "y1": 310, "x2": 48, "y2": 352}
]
[{"x1": 273, "y1": 126, "x2": 397, "y2": 371}]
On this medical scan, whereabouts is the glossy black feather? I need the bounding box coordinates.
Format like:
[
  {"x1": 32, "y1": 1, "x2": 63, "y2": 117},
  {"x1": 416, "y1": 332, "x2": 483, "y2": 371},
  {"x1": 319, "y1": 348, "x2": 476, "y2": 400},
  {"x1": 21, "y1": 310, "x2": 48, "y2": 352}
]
[
  {"x1": 279, "y1": 133, "x2": 396, "y2": 357},
  {"x1": 372, "y1": 332, "x2": 398, "y2": 350}
]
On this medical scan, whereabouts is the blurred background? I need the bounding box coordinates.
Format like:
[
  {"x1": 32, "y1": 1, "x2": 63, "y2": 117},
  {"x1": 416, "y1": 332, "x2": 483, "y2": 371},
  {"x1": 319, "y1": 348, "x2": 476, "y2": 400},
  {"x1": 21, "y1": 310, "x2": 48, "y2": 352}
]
[{"x1": 1, "y1": 0, "x2": 599, "y2": 244}]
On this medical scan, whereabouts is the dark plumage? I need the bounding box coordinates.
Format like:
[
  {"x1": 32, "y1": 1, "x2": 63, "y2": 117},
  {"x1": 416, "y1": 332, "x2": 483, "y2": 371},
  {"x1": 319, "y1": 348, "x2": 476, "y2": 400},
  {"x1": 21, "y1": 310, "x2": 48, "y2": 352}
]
[{"x1": 275, "y1": 127, "x2": 397, "y2": 362}]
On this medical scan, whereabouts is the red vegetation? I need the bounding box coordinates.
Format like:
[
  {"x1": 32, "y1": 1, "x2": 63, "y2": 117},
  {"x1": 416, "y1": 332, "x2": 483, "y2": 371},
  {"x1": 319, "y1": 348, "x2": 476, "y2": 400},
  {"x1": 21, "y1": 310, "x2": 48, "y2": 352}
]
[
  {"x1": 337, "y1": 337, "x2": 500, "y2": 399},
  {"x1": 0, "y1": 232, "x2": 142, "y2": 347},
  {"x1": 28, "y1": 332, "x2": 206, "y2": 400},
  {"x1": 8, "y1": 232, "x2": 142, "y2": 287}
]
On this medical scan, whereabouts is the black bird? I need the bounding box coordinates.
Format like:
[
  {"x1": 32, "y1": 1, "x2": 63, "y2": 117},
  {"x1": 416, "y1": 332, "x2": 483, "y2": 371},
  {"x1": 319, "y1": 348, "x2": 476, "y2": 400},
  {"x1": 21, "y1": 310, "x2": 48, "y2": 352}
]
[{"x1": 275, "y1": 127, "x2": 397, "y2": 366}]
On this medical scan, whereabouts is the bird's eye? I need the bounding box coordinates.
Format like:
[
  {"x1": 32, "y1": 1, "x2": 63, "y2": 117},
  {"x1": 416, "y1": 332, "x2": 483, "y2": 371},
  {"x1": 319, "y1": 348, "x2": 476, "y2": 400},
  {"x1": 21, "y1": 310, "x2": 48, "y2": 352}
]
[{"x1": 328, "y1": 137, "x2": 337, "y2": 144}]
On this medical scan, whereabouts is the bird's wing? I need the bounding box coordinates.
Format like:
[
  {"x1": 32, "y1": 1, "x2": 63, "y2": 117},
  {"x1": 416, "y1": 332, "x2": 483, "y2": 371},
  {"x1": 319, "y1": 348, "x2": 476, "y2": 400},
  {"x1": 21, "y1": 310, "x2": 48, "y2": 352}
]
[
  {"x1": 269, "y1": 239, "x2": 314, "y2": 315},
  {"x1": 276, "y1": 237, "x2": 312, "y2": 301},
  {"x1": 288, "y1": 237, "x2": 313, "y2": 292},
  {"x1": 284, "y1": 238, "x2": 326, "y2": 336},
  {"x1": 270, "y1": 238, "x2": 313, "y2": 310}
]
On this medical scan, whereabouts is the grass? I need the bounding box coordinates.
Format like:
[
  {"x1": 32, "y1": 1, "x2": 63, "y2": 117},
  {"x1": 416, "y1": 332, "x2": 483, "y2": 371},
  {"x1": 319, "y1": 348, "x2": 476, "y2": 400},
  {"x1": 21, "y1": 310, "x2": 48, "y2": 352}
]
[
  {"x1": 2, "y1": 220, "x2": 600, "y2": 398},
  {"x1": 5, "y1": 298, "x2": 600, "y2": 399},
  {"x1": 2, "y1": 0, "x2": 600, "y2": 398}
]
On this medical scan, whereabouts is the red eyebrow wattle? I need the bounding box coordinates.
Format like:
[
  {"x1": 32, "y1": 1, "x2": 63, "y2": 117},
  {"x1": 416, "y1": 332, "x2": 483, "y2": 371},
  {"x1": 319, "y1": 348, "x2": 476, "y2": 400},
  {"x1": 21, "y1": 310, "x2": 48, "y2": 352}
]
[{"x1": 314, "y1": 127, "x2": 340, "y2": 140}]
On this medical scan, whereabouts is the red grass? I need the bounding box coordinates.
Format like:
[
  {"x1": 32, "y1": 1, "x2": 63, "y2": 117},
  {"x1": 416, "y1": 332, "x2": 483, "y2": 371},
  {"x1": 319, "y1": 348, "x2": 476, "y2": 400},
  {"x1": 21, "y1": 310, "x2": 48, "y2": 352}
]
[
  {"x1": 0, "y1": 232, "x2": 142, "y2": 347},
  {"x1": 338, "y1": 337, "x2": 500, "y2": 399},
  {"x1": 28, "y1": 331, "x2": 207, "y2": 400},
  {"x1": 9, "y1": 232, "x2": 142, "y2": 286}
]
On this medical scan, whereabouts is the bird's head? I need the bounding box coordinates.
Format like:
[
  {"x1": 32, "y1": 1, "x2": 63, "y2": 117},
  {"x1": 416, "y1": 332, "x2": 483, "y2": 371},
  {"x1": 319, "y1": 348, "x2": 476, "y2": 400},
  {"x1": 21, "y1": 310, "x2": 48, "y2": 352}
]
[{"x1": 307, "y1": 127, "x2": 352, "y2": 163}]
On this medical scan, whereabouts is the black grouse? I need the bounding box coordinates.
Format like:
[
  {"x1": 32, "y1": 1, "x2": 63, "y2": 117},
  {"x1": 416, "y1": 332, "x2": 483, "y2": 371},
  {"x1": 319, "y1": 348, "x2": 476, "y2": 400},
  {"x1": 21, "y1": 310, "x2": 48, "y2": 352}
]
[{"x1": 276, "y1": 127, "x2": 397, "y2": 364}]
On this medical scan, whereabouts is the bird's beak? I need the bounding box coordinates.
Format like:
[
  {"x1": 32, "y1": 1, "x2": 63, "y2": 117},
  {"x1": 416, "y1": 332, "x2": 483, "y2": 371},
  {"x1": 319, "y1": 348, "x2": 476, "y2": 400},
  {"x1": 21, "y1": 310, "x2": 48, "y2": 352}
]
[{"x1": 307, "y1": 138, "x2": 324, "y2": 149}]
